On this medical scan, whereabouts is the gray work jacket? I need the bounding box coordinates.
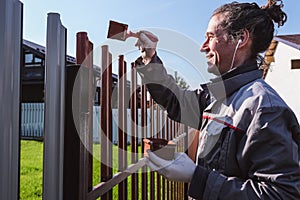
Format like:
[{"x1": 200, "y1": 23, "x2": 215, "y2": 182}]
[{"x1": 135, "y1": 54, "x2": 300, "y2": 199}]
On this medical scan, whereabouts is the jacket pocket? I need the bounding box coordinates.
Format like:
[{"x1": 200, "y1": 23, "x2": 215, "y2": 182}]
[{"x1": 197, "y1": 118, "x2": 229, "y2": 170}]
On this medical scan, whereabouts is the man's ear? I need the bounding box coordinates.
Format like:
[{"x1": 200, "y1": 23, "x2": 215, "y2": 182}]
[{"x1": 238, "y1": 30, "x2": 250, "y2": 48}]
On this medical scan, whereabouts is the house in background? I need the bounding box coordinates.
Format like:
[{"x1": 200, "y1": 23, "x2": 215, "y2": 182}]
[
  {"x1": 22, "y1": 39, "x2": 76, "y2": 102},
  {"x1": 22, "y1": 39, "x2": 133, "y2": 107},
  {"x1": 263, "y1": 34, "x2": 300, "y2": 120},
  {"x1": 21, "y1": 39, "x2": 139, "y2": 140}
]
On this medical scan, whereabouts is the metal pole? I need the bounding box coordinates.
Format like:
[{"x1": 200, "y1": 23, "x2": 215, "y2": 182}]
[
  {"x1": 43, "y1": 13, "x2": 66, "y2": 200},
  {"x1": 100, "y1": 45, "x2": 113, "y2": 200},
  {"x1": 0, "y1": 0, "x2": 22, "y2": 199}
]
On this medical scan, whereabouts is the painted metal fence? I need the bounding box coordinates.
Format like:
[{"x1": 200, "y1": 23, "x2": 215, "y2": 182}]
[
  {"x1": 20, "y1": 29, "x2": 190, "y2": 200},
  {"x1": 82, "y1": 44, "x2": 189, "y2": 200},
  {"x1": 1, "y1": 3, "x2": 191, "y2": 198}
]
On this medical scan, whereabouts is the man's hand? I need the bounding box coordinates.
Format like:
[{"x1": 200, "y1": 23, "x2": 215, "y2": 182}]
[
  {"x1": 146, "y1": 151, "x2": 196, "y2": 182},
  {"x1": 135, "y1": 30, "x2": 158, "y2": 64}
]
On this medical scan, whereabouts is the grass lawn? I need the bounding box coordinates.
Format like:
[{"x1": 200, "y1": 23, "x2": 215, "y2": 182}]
[
  {"x1": 20, "y1": 140, "x2": 149, "y2": 199},
  {"x1": 20, "y1": 140, "x2": 43, "y2": 200}
]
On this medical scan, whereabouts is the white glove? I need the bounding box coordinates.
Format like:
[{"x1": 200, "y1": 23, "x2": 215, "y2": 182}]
[
  {"x1": 135, "y1": 30, "x2": 158, "y2": 64},
  {"x1": 146, "y1": 151, "x2": 196, "y2": 182}
]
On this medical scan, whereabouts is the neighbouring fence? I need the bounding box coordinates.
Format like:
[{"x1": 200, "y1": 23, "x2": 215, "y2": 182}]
[{"x1": 21, "y1": 103, "x2": 44, "y2": 139}]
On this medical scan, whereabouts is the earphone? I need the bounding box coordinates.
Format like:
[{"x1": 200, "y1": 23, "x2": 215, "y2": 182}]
[
  {"x1": 237, "y1": 38, "x2": 242, "y2": 45},
  {"x1": 229, "y1": 38, "x2": 243, "y2": 70}
]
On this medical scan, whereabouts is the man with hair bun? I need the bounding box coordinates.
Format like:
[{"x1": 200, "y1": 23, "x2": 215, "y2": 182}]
[{"x1": 135, "y1": 0, "x2": 300, "y2": 199}]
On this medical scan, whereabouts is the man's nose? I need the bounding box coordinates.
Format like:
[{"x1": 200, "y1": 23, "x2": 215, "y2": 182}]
[
  {"x1": 200, "y1": 43, "x2": 209, "y2": 53},
  {"x1": 200, "y1": 37, "x2": 209, "y2": 53}
]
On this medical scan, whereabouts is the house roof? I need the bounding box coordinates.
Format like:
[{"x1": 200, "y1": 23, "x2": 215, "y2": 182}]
[
  {"x1": 262, "y1": 34, "x2": 300, "y2": 78},
  {"x1": 274, "y1": 34, "x2": 300, "y2": 50},
  {"x1": 23, "y1": 39, "x2": 126, "y2": 84},
  {"x1": 23, "y1": 39, "x2": 76, "y2": 64}
]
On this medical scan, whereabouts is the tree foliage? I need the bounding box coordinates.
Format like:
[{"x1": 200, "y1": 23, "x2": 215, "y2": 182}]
[{"x1": 174, "y1": 71, "x2": 190, "y2": 89}]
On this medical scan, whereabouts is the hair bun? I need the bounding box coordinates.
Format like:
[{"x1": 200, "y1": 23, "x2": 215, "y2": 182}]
[{"x1": 261, "y1": 0, "x2": 287, "y2": 27}]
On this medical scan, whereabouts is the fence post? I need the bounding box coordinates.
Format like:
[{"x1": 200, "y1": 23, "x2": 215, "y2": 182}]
[
  {"x1": 75, "y1": 31, "x2": 94, "y2": 199},
  {"x1": 43, "y1": 13, "x2": 66, "y2": 200},
  {"x1": 0, "y1": 0, "x2": 22, "y2": 199}
]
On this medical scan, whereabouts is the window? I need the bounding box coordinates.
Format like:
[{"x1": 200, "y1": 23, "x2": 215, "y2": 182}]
[
  {"x1": 291, "y1": 59, "x2": 300, "y2": 69},
  {"x1": 34, "y1": 57, "x2": 42, "y2": 63},
  {"x1": 25, "y1": 53, "x2": 33, "y2": 64},
  {"x1": 24, "y1": 53, "x2": 44, "y2": 67}
]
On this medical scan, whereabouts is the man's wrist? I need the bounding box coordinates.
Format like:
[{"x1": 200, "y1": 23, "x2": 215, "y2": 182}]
[{"x1": 142, "y1": 49, "x2": 156, "y2": 65}]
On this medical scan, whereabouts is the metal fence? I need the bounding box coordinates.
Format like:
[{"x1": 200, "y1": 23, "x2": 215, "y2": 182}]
[
  {"x1": 22, "y1": 28, "x2": 189, "y2": 200},
  {"x1": 87, "y1": 45, "x2": 189, "y2": 199},
  {"x1": 1, "y1": 3, "x2": 190, "y2": 198}
]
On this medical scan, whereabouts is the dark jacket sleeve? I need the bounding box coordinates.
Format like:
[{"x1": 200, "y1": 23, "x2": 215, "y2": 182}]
[{"x1": 135, "y1": 54, "x2": 210, "y2": 129}]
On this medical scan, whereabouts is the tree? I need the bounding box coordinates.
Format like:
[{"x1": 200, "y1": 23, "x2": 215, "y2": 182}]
[{"x1": 174, "y1": 71, "x2": 190, "y2": 89}]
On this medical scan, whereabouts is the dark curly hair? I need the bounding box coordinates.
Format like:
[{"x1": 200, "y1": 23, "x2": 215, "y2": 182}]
[{"x1": 212, "y1": 0, "x2": 287, "y2": 61}]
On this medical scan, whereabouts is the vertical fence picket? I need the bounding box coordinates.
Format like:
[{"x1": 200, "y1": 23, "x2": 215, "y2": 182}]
[
  {"x1": 170, "y1": 120, "x2": 174, "y2": 200},
  {"x1": 161, "y1": 110, "x2": 166, "y2": 200},
  {"x1": 184, "y1": 125, "x2": 189, "y2": 200},
  {"x1": 21, "y1": 103, "x2": 25, "y2": 137},
  {"x1": 156, "y1": 105, "x2": 161, "y2": 200},
  {"x1": 118, "y1": 55, "x2": 128, "y2": 200},
  {"x1": 23, "y1": 104, "x2": 27, "y2": 136},
  {"x1": 37, "y1": 103, "x2": 42, "y2": 136},
  {"x1": 100, "y1": 45, "x2": 113, "y2": 200},
  {"x1": 149, "y1": 97, "x2": 155, "y2": 200},
  {"x1": 130, "y1": 62, "x2": 139, "y2": 200},
  {"x1": 141, "y1": 83, "x2": 148, "y2": 200}
]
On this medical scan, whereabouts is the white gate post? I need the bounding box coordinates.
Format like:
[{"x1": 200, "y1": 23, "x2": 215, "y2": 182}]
[
  {"x1": 0, "y1": 0, "x2": 23, "y2": 199},
  {"x1": 43, "y1": 13, "x2": 66, "y2": 200}
]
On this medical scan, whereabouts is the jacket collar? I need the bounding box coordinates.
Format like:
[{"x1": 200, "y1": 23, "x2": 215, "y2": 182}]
[{"x1": 207, "y1": 60, "x2": 263, "y2": 100}]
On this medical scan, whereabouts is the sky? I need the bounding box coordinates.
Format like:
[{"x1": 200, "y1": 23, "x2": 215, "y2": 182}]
[{"x1": 20, "y1": 0, "x2": 299, "y2": 88}]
